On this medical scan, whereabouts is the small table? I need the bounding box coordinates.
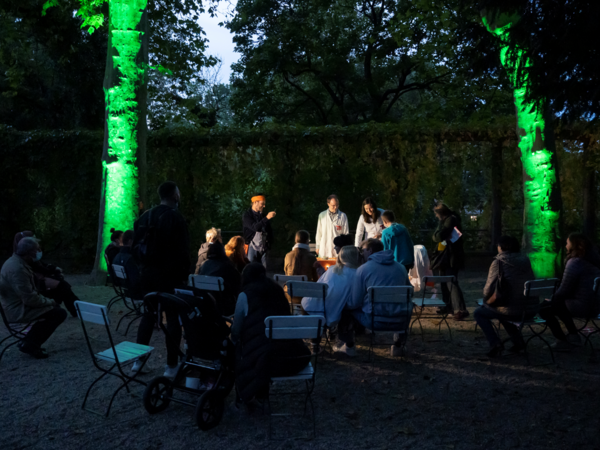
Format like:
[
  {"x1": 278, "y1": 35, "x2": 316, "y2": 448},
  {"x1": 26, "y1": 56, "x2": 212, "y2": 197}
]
[{"x1": 316, "y1": 259, "x2": 336, "y2": 271}]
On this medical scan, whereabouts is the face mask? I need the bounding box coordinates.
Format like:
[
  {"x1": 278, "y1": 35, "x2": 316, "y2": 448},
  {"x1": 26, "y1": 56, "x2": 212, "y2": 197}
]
[{"x1": 34, "y1": 251, "x2": 43, "y2": 261}]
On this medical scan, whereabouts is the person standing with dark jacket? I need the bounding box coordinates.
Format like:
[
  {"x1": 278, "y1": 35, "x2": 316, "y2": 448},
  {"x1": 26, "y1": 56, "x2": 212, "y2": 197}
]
[
  {"x1": 197, "y1": 241, "x2": 241, "y2": 316},
  {"x1": 431, "y1": 203, "x2": 468, "y2": 320},
  {"x1": 231, "y1": 263, "x2": 311, "y2": 405},
  {"x1": 131, "y1": 181, "x2": 191, "y2": 378},
  {"x1": 243, "y1": 194, "x2": 275, "y2": 268},
  {"x1": 474, "y1": 236, "x2": 537, "y2": 357}
]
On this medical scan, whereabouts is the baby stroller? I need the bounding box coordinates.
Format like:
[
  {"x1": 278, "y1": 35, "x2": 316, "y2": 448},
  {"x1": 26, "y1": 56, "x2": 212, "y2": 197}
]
[{"x1": 142, "y1": 291, "x2": 235, "y2": 430}]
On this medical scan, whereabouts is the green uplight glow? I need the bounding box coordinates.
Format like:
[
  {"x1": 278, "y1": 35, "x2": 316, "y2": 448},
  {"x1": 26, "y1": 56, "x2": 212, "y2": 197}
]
[
  {"x1": 100, "y1": 0, "x2": 147, "y2": 271},
  {"x1": 483, "y1": 14, "x2": 560, "y2": 278}
]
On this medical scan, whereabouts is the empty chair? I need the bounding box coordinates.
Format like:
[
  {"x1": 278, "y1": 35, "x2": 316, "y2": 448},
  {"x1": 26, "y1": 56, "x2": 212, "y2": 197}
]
[{"x1": 411, "y1": 275, "x2": 454, "y2": 341}]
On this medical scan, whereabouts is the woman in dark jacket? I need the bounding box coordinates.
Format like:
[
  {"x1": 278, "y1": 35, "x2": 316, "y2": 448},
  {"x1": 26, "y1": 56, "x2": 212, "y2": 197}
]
[
  {"x1": 539, "y1": 233, "x2": 600, "y2": 351},
  {"x1": 13, "y1": 231, "x2": 78, "y2": 317},
  {"x1": 231, "y1": 263, "x2": 311, "y2": 405},
  {"x1": 474, "y1": 236, "x2": 537, "y2": 357},
  {"x1": 431, "y1": 204, "x2": 468, "y2": 320}
]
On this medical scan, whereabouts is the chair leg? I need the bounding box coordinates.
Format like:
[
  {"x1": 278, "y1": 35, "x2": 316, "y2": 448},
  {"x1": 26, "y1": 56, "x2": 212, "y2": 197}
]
[
  {"x1": 82, "y1": 368, "x2": 114, "y2": 412},
  {"x1": 106, "y1": 296, "x2": 121, "y2": 314},
  {"x1": 524, "y1": 325, "x2": 555, "y2": 365},
  {"x1": 123, "y1": 314, "x2": 143, "y2": 337},
  {"x1": 0, "y1": 338, "x2": 21, "y2": 365},
  {"x1": 116, "y1": 310, "x2": 135, "y2": 332}
]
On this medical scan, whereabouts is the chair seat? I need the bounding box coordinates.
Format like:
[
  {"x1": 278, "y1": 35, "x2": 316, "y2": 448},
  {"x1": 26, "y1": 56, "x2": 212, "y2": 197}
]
[
  {"x1": 507, "y1": 316, "x2": 546, "y2": 327},
  {"x1": 272, "y1": 362, "x2": 314, "y2": 381},
  {"x1": 413, "y1": 298, "x2": 445, "y2": 307},
  {"x1": 95, "y1": 342, "x2": 153, "y2": 364}
]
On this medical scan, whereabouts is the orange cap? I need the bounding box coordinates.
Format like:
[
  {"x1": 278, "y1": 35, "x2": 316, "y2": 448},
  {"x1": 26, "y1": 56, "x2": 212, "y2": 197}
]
[{"x1": 251, "y1": 195, "x2": 266, "y2": 203}]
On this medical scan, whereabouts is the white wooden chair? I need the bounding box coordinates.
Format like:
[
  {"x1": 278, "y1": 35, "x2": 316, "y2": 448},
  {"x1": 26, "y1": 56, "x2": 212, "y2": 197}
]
[
  {"x1": 367, "y1": 286, "x2": 414, "y2": 360},
  {"x1": 0, "y1": 302, "x2": 41, "y2": 366},
  {"x1": 410, "y1": 275, "x2": 454, "y2": 340},
  {"x1": 105, "y1": 253, "x2": 124, "y2": 313},
  {"x1": 285, "y1": 280, "x2": 326, "y2": 317},
  {"x1": 273, "y1": 274, "x2": 307, "y2": 289},
  {"x1": 75, "y1": 301, "x2": 153, "y2": 417},
  {"x1": 188, "y1": 274, "x2": 225, "y2": 293},
  {"x1": 264, "y1": 315, "x2": 324, "y2": 440},
  {"x1": 112, "y1": 264, "x2": 144, "y2": 335}
]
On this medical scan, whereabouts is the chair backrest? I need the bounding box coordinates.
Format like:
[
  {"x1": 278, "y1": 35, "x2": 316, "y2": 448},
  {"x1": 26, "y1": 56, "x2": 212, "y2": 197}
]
[
  {"x1": 188, "y1": 274, "x2": 225, "y2": 292},
  {"x1": 273, "y1": 274, "x2": 307, "y2": 288},
  {"x1": 112, "y1": 264, "x2": 127, "y2": 280},
  {"x1": 368, "y1": 286, "x2": 414, "y2": 305},
  {"x1": 524, "y1": 278, "x2": 559, "y2": 298},
  {"x1": 75, "y1": 301, "x2": 110, "y2": 326},
  {"x1": 309, "y1": 243, "x2": 317, "y2": 253},
  {"x1": 286, "y1": 280, "x2": 327, "y2": 299},
  {"x1": 264, "y1": 315, "x2": 325, "y2": 340}
]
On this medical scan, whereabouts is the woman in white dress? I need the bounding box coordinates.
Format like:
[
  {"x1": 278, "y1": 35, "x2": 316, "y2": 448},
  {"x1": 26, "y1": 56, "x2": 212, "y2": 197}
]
[{"x1": 354, "y1": 197, "x2": 385, "y2": 247}]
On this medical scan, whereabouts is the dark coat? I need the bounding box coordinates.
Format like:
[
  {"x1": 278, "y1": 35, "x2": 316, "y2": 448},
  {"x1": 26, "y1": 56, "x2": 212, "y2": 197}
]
[
  {"x1": 483, "y1": 252, "x2": 538, "y2": 316},
  {"x1": 132, "y1": 204, "x2": 190, "y2": 293},
  {"x1": 554, "y1": 257, "x2": 600, "y2": 318},
  {"x1": 195, "y1": 243, "x2": 210, "y2": 274},
  {"x1": 432, "y1": 214, "x2": 465, "y2": 270},
  {"x1": 243, "y1": 209, "x2": 273, "y2": 252},
  {"x1": 198, "y1": 242, "x2": 241, "y2": 316},
  {"x1": 235, "y1": 278, "x2": 310, "y2": 403}
]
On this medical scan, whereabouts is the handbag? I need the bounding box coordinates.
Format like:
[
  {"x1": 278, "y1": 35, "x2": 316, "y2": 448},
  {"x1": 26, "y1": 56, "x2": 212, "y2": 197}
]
[
  {"x1": 486, "y1": 260, "x2": 511, "y2": 307},
  {"x1": 430, "y1": 244, "x2": 451, "y2": 271}
]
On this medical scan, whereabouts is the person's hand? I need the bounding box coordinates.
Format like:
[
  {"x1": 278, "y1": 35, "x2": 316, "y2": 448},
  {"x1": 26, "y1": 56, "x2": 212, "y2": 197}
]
[
  {"x1": 375, "y1": 233, "x2": 382, "y2": 239},
  {"x1": 266, "y1": 211, "x2": 276, "y2": 220}
]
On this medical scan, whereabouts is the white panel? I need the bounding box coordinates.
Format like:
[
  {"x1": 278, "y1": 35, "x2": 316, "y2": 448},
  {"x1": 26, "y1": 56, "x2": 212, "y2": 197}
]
[
  {"x1": 287, "y1": 281, "x2": 327, "y2": 298},
  {"x1": 75, "y1": 301, "x2": 108, "y2": 326}
]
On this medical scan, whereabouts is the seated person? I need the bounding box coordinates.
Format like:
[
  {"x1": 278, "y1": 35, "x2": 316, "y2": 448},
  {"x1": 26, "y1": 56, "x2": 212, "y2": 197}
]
[
  {"x1": 225, "y1": 236, "x2": 250, "y2": 273},
  {"x1": 231, "y1": 263, "x2": 311, "y2": 406},
  {"x1": 0, "y1": 237, "x2": 68, "y2": 359},
  {"x1": 341, "y1": 239, "x2": 410, "y2": 357},
  {"x1": 104, "y1": 228, "x2": 123, "y2": 267},
  {"x1": 302, "y1": 246, "x2": 361, "y2": 327},
  {"x1": 198, "y1": 240, "x2": 241, "y2": 316},
  {"x1": 539, "y1": 233, "x2": 600, "y2": 351},
  {"x1": 112, "y1": 230, "x2": 143, "y2": 299},
  {"x1": 314, "y1": 234, "x2": 354, "y2": 279},
  {"x1": 474, "y1": 236, "x2": 537, "y2": 357},
  {"x1": 381, "y1": 210, "x2": 415, "y2": 272},
  {"x1": 13, "y1": 231, "x2": 78, "y2": 317},
  {"x1": 284, "y1": 230, "x2": 318, "y2": 305},
  {"x1": 195, "y1": 227, "x2": 222, "y2": 273}
]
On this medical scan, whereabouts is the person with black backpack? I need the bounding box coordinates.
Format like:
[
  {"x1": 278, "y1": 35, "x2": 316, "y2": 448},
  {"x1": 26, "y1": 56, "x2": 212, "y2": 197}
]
[
  {"x1": 474, "y1": 236, "x2": 538, "y2": 357},
  {"x1": 131, "y1": 181, "x2": 191, "y2": 377}
]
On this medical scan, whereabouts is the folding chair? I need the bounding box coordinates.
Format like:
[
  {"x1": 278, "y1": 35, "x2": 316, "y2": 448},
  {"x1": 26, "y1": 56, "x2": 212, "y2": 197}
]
[
  {"x1": 501, "y1": 278, "x2": 559, "y2": 365},
  {"x1": 75, "y1": 301, "x2": 153, "y2": 417},
  {"x1": 367, "y1": 286, "x2": 414, "y2": 361},
  {"x1": 188, "y1": 274, "x2": 225, "y2": 293},
  {"x1": 574, "y1": 277, "x2": 600, "y2": 361},
  {"x1": 112, "y1": 264, "x2": 144, "y2": 336},
  {"x1": 273, "y1": 274, "x2": 307, "y2": 304},
  {"x1": 264, "y1": 315, "x2": 324, "y2": 440},
  {"x1": 286, "y1": 281, "x2": 329, "y2": 352},
  {"x1": 0, "y1": 302, "x2": 39, "y2": 366},
  {"x1": 410, "y1": 275, "x2": 453, "y2": 341},
  {"x1": 105, "y1": 253, "x2": 124, "y2": 314}
]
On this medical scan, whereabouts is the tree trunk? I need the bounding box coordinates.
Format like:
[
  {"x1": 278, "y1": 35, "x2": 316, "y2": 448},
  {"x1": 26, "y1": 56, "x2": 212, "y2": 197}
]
[
  {"x1": 89, "y1": 0, "x2": 149, "y2": 285},
  {"x1": 482, "y1": 10, "x2": 563, "y2": 278},
  {"x1": 582, "y1": 140, "x2": 597, "y2": 241},
  {"x1": 490, "y1": 141, "x2": 503, "y2": 252}
]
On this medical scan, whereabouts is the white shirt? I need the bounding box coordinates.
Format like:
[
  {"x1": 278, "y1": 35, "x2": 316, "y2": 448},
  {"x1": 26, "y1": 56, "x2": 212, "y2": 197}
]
[
  {"x1": 315, "y1": 210, "x2": 349, "y2": 259},
  {"x1": 354, "y1": 208, "x2": 386, "y2": 246}
]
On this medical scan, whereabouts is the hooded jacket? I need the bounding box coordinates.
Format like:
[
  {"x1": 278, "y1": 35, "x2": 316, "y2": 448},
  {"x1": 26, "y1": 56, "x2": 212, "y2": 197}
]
[
  {"x1": 381, "y1": 223, "x2": 414, "y2": 266},
  {"x1": 350, "y1": 250, "x2": 409, "y2": 321},
  {"x1": 483, "y1": 252, "x2": 538, "y2": 316},
  {"x1": 302, "y1": 266, "x2": 357, "y2": 326},
  {"x1": 198, "y1": 241, "x2": 241, "y2": 316},
  {"x1": 554, "y1": 257, "x2": 600, "y2": 318},
  {"x1": 195, "y1": 243, "x2": 211, "y2": 273}
]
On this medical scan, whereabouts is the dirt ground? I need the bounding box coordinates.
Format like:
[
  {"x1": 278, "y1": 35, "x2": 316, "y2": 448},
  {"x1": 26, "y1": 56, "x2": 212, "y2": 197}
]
[{"x1": 1, "y1": 268, "x2": 600, "y2": 450}]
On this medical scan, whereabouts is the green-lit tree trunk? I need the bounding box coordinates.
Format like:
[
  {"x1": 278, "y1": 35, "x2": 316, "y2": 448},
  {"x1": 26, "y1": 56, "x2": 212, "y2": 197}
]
[
  {"x1": 89, "y1": 0, "x2": 149, "y2": 284},
  {"x1": 482, "y1": 10, "x2": 563, "y2": 278}
]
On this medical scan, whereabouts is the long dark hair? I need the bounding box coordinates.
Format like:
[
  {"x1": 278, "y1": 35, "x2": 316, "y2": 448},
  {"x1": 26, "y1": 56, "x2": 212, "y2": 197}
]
[
  {"x1": 566, "y1": 233, "x2": 600, "y2": 267},
  {"x1": 361, "y1": 197, "x2": 380, "y2": 224}
]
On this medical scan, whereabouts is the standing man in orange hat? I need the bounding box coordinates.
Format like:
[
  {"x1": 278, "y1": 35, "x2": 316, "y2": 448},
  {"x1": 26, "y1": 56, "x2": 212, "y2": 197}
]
[{"x1": 243, "y1": 193, "x2": 276, "y2": 268}]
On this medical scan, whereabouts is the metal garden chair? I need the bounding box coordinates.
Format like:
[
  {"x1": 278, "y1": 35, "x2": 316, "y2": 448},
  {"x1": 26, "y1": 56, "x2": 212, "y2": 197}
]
[
  {"x1": 410, "y1": 275, "x2": 454, "y2": 341},
  {"x1": 0, "y1": 302, "x2": 39, "y2": 366},
  {"x1": 112, "y1": 264, "x2": 144, "y2": 336}
]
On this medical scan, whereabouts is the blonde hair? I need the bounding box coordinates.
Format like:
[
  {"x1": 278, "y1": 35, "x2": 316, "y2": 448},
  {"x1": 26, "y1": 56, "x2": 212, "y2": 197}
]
[
  {"x1": 331, "y1": 246, "x2": 361, "y2": 276},
  {"x1": 206, "y1": 227, "x2": 221, "y2": 243}
]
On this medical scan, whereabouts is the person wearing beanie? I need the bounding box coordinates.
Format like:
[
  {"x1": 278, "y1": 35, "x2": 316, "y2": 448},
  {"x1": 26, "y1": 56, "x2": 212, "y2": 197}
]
[{"x1": 242, "y1": 194, "x2": 275, "y2": 268}]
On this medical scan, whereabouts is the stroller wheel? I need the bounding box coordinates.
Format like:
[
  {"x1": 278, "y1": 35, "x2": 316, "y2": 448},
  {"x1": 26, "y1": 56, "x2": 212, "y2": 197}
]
[
  {"x1": 143, "y1": 376, "x2": 172, "y2": 414},
  {"x1": 195, "y1": 390, "x2": 224, "y2": 430}
]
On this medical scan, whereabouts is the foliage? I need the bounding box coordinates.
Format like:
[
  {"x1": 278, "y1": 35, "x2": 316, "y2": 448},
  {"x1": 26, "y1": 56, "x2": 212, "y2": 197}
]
[
  {"x1": 2, "y1": 122, "x2": 596, "y2": 268},
  {"x1": 477, "y1": 0, "x2": 600, "y2": 121}
]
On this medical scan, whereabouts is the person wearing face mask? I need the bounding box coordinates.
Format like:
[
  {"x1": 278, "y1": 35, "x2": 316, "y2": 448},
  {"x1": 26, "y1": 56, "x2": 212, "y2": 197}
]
[
  {"x1": 354, "y1": 197, "x2": 386, "y2": 247},
  {"x1": 243, "y1": 193, "x2": 276, "y2": 268},
  {"x1": 0, "y1": 237, "x2": 68, "y2": 359},
  {"x1": 315, "y1": 195, "x2": 349, "y2": 259},
  {"x1": 131, "y1": 181, "x2": 191, "y2": 378},
  {"x1": 12, "y1": 231, "x2": 78, "y2": 317}
]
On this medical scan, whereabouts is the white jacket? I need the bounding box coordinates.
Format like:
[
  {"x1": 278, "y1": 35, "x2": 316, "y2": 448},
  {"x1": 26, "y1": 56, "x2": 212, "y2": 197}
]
[
  {"x1": 354, "y1": 208, "x2": 386, "y2": 246},
  {"x1": 409, "y1": 244, "x2": 433, "y2": 292},
  {"x1": 315, "y1": 210, "x2": 349, "y2": 259},
  {"x1": 301, "y1": 266, "x2": 357, "y2": 327}
]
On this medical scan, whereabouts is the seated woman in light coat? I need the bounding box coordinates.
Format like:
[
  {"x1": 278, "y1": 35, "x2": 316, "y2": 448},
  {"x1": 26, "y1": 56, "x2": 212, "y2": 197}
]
[{"x1": 301, "y1": 245, "x2": 362, "y2": 328}]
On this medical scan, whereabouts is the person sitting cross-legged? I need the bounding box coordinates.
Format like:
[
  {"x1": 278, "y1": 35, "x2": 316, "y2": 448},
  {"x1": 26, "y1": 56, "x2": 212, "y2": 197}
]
[
  {"x1": 302, "y1": 246, "x2": 362, "y2": 355},
  {"x1": 0, "y1": 237, "x2": 68, "y2": 359},
  {"x1": 539, "y1": 233, "x2": 600, "y2": 351},
  {"x1": 339, "y1": 239, "x2": 410, "y2": 357},
  {"x1": 474, "y1": 236, "x2": 538, "y2": 357}
]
